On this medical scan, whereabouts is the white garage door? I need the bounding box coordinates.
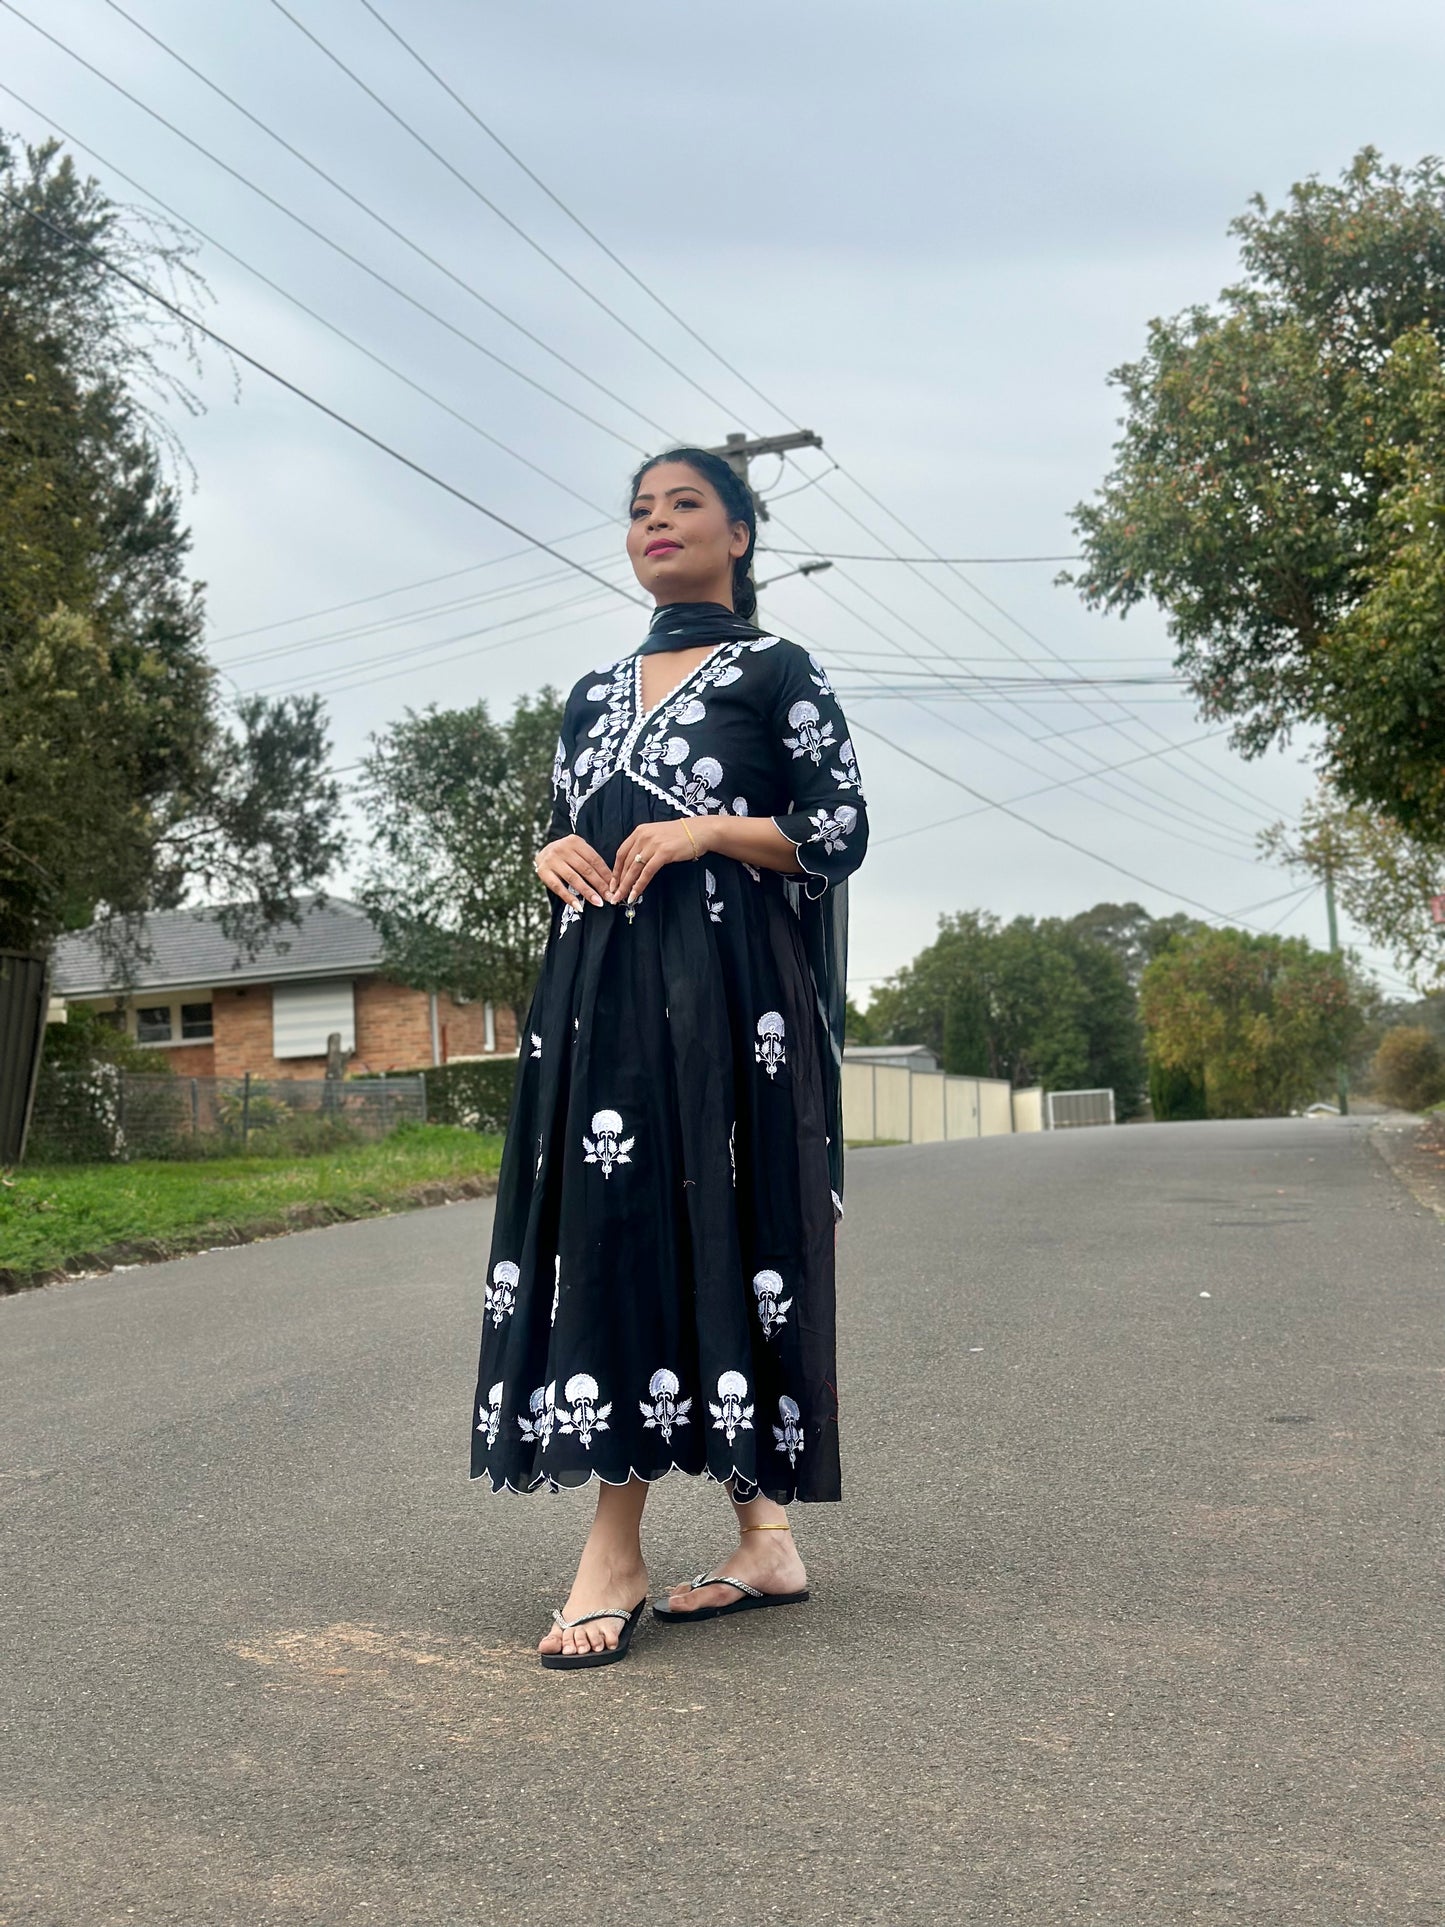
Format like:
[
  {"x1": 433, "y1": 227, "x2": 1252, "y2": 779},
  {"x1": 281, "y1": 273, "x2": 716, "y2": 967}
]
[{"x1": 272, "y1": 978, "x2": 355, "y2": 1059}]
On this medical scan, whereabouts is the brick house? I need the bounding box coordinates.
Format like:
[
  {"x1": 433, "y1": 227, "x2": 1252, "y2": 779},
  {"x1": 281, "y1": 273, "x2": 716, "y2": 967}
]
[{"x1": 49, "y1": 896, "x2": 517, "y2": 1076}]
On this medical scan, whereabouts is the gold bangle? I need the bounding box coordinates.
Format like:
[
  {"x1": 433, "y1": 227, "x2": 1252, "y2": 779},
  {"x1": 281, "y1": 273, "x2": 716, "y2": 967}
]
[{"x1": 684, "y1": 824, "x2": 699, "y2": 860}]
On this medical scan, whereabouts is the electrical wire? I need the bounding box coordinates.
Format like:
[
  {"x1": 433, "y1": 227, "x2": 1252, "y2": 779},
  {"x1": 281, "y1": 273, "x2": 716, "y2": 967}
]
[
  {"x1": 842, "y1": 714, "x2": 1303, "y2": 936},
  {"x1": 0, "y1": 190, "x2": 647, "y2": 609},
  {"x1": 352, "y1": 0, "x2": 796, "y2": 429},
  {"x1": 268, "y1": 0, "x2": 742, "y2": 428},
  {"x1": 209, "y1": 519, "x2": 612, "y2": 643},
  {"x1": 3, "y1": 3, "x2": 659, "y2": 449},
  {"x1": 759, "y1": 546, "x2": 1082, "y2": 564},
  {"x1": 0, "y1": 83, "x2": 633, "y2": 518}
]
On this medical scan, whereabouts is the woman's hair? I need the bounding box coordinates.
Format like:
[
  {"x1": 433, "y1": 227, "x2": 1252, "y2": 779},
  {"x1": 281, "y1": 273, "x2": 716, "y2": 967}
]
[{"x1": 629, "y1": 446, "x2": 758, "y2": 622}]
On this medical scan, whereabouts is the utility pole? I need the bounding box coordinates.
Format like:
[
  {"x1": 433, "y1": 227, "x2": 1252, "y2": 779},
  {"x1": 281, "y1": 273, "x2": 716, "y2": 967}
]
[
  {"x1": 705, "y1": 429, "x2": 823, "y2": 616},
  {"x1": 1323, "y1": 855, "x2": 1350, "y2": 1116}
]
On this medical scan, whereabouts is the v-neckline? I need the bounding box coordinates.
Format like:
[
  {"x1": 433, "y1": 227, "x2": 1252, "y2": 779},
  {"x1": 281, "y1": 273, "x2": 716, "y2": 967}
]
[{"x1": 633, "y1": 642, "x2": 726, "y2": 725}]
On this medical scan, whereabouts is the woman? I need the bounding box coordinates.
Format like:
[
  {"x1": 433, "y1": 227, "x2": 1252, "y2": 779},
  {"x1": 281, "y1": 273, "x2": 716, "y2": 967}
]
[{"x1": 468, "y1": 446, "x2": 869, "y2": 1669}]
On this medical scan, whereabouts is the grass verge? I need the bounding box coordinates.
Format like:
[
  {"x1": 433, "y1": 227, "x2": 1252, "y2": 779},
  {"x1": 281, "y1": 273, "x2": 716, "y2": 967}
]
[{"x1": 0, "y1": 1123, "x2": 504, "y2": 1293}]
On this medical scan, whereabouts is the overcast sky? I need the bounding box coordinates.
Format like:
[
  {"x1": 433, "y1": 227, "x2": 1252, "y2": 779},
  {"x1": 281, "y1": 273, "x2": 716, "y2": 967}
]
[{"x1": 6, "y1": 0, "x2": 1444, "y2": 1001}]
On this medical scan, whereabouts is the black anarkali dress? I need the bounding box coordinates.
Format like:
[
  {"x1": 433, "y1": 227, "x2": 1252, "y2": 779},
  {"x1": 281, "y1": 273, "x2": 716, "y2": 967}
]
[{"x1": 468, "y1": 615, "x2": 869, "y2": 1504}]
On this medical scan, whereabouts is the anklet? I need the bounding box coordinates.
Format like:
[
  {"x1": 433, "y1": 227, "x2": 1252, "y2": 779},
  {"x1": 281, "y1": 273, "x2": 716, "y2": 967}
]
[{"x1": 740, "y1": 1521, "x2": 791, "y2": 1531}]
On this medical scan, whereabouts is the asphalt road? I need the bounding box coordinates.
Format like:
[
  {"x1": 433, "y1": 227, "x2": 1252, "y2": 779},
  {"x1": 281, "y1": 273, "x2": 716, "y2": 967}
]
[{"x1": 3, "y1": 1116, "x2": 1441, "y2": 1926}]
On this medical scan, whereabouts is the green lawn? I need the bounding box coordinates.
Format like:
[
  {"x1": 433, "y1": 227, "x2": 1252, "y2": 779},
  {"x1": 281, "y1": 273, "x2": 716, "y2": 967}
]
[{"x1": 0, "y1": 1123, "x2": 504, "y2": 1283}]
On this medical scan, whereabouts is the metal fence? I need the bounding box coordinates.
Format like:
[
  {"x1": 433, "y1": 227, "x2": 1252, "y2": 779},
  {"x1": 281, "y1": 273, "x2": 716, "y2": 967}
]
[
  {"x1": 24, "y1": 1069, "x2": 428, "y2": 1164},
  {"x1": 1044, "y1": 1087, "x2": 1116, "y2": 1129}
]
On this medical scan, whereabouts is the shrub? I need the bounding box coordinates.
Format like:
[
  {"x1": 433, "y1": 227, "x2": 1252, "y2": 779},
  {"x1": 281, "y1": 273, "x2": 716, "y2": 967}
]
[
  {"x1": 420, "y1": 1057, "x2": 520, "y2": 1135},
  {"x1": 1369, "y1": 1025, "x2": 1445, "y2": 1111},
  {"x1": 1148, "y1": 1058, "x2": 1208, "y2": 1121}
]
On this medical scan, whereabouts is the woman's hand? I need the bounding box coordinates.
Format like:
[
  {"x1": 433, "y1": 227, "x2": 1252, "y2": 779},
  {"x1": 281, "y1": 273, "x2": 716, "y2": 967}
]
[
  {"x1": 535, "y1": 833, "x2": 614, "y2": 909},
  {"x1": 609, "y1": 818, "x2": 707, "y2": 904}
]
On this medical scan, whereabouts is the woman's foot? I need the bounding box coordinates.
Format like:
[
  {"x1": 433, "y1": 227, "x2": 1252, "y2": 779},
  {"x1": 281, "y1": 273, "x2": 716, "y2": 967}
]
[
  {"x1": 664, "y1": 1525, "x2": 808, "y2": 1615},
  {"x1": 538, "y1": 1542, "x2": 650, "y2": 1660}
]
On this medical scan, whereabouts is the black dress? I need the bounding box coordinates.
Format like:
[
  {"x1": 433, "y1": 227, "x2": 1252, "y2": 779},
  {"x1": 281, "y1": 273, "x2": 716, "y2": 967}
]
[{"x1": 468, "y1": 624, "x2": 869, "y2": 1503}]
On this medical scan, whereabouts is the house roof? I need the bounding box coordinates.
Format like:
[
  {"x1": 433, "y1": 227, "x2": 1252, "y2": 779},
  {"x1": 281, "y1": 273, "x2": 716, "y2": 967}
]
[{"x1": 51, "y1": 896, "x2": 386, "y2": 998}]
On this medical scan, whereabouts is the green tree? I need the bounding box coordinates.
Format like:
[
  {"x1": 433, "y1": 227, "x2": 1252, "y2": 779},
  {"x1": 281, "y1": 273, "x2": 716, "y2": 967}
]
[
  {"x1": 1068, "y1": 148, "x2": 1445, "y2": 836},
  {"x1": 356, "y1": 689, "x2": 565, "y2": 1028},
  {"x1": 1139, "y1": 925, "x2": 1364, "y2": 1118},
  {"x1": 0, "y1": 135, "x2": 344, "y2": 965},
  {"x1": 863, "y1": 906, "x2": 1149, "y2": 1116},
  {"x1": 1261, "y1": 781, "x2": 1445, "y2": 993},
  {"x1": 1369, "y1": 1025, "x2": 1445, "y2": 1111}
]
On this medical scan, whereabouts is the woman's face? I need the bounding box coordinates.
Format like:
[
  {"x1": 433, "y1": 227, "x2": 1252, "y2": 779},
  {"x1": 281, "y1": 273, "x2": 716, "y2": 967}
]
[{"x1": 626, "y1": 460, "x2": 750, "y2": 606}]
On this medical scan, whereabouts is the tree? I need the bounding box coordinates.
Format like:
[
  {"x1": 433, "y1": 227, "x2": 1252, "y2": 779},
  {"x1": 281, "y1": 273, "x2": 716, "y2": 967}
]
[
  {"x1": 1369, "y1": 1025, "x2": 1445, "y2": 1111},
  {"x1": 862, "y1": 905, "x2": 1149, "y2": 1116},
  {"x1": 1139, "y1": 926, "x2": 1364, "y2": 1118},
  {"x1": 1068, "y1": 148, "x2": 1445, "y2": 836},
  {"x1": 1063, "y1": 899, "x2": 1202, "y2": 989},
  {"x1": 1260, "y1": 782, "x2": 1445, "y2": 992},
  {"x1": 0, "y1": 134, "x2": 345, "y2": 968},
  {"x1": 356, "y1": 689, "x2": 565, "y2": 1027}
]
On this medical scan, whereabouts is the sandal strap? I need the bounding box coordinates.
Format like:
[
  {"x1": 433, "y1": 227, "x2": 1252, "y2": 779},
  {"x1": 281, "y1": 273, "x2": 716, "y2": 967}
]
[
  {"x1": 550, "y1": 1606, "x2": 633, "y2": 1630},
  {"x1": 688, "y1": 1572, "x2": 762, "y2": 1598}
]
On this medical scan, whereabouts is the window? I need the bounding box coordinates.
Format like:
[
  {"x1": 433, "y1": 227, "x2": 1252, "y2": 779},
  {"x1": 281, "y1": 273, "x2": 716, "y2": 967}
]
[
  {"x1": 180, "y1": 1001, "x2": 214, "y2": 1041},
  {"x1": 136, "y1": 1006, "x2": 173, "y2": 1044},
  {"x1": 272, "y1": 978, "x2": 355, "y2": 1058}
]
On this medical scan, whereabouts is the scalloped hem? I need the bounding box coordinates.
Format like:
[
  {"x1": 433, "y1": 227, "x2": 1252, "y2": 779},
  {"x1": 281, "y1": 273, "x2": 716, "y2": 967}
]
[{"x1": 470, "y1": 1454, "x2": 834, "y2": 1505}]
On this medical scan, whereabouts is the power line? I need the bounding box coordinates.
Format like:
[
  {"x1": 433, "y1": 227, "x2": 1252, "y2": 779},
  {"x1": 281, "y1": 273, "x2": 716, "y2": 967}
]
[
  {"x1": 759, "y1": 546, "x2": 1082, "y2": 564},
  {"x1": 845, "y1": 715, "x2": 1294, "y2": 934},
  {"x1": 4, "y1": 2, "x2": 658, "y2": 449},
  {"x1": 797, "y1": 574, "x2": 1262, "y2": 860},
  {"x1": 223, "y1": 552, "x2": 627, "y2": 671},
  {"x1": 209, "y1": 519, "x2": 612, "y2": 643},
  {"x1": 867, "y1": 725, "x2": 1238, "y2": 846},
  {"x1": 0, "y1": 83, "x2": 629, "y2": 518},
  {"x1": 353, "y1": 0, "x2": 795, "y2": 429},
  {"x1": 0, "y1": 191, "x2": 647, "y2": 610},
  {"x1": 268, "y1": 0, "x2": 743, "y2": 430}
]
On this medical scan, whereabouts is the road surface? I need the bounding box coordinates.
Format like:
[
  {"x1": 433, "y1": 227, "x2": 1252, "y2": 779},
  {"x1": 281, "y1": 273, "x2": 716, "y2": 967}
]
[{"x1": 3, "y1": 1116, "x2": 1441, "y2": 1925}]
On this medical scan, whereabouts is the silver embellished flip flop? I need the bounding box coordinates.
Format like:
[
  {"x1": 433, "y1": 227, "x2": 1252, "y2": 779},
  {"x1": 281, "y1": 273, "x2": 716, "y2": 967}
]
[
  {"x1": 651, "y1": 1573, "x2": 811, "y2": 1624},
  {"x1": 539, "y1": 1596, "x2": 647, "y2": 1670}
]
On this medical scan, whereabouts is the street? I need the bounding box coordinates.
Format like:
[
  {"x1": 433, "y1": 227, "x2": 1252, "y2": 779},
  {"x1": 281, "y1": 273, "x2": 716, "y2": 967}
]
[{"x1": 3, "y1": 1116, "x2": 1441, "y2": 1925}]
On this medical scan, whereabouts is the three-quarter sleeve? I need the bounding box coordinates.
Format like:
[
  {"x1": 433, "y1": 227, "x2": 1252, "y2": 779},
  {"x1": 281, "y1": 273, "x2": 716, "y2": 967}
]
[{"x1": 768, "y1": 643, "x2": 870, "y2": 899}]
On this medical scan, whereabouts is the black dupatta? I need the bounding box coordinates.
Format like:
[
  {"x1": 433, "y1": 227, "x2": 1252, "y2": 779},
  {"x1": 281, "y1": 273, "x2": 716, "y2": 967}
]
[{"x1": 638, "y1": 601, "x2": 851, "y2": 1212}]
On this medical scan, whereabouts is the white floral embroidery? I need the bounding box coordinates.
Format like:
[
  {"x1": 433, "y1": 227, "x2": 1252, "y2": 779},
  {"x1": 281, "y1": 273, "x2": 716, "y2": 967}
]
[
  {"x1": 807, "y1": 651, "x2": 835, "y2": 696},
  {"x1": 807, "y1": 803, "x2": 858, "y2": 855},
  {"x1": 671, "y1": 755, "x2": 726, "y2": 812},
  {"x1": 709, "y1": 1369, "x2": 754, "y2": 1445},
  {"x1": 674, "y1": 697, "x2": 708, "y2": 725},
  {"x1": 829, "y1": 738, "x2": 861, "y2": 791},
  {"x1": 773, "y1": 1394, "x2": 805, "y2": 1468},
  {"x1": 728, "y1": 1119, "x2": 737, "y2": 1186},
  {"x1": 557, "y1": 1372, "x2": 611, "y2": 1450},
  {"x1": 583, "y1": 1107, "x2": 634, "y2": 1177},
  {"x1": 550, "y1": 1252, "x2": 560, "y2": 1326},
  {"x1": 518, "y1": 1381, "x2": 556, "y2": 1449},
  {"x1": 699, "y1": 659, "x2": 743, "y2": 688},
  {"x1": 782, "y1": 698, "x2": 836, "y2": 765},
  {"x1": 755, "y1": 1011, "x2": 787, "y2": 1079},
  {"x1": 530, "y1": 1031, "x2": 542, "y2": 1058},
  {"x1": 704, "y1": 867, "x2": 724, "y2": 922},
  {"x1": 477, "y1": 1381, "x2": 504, "y2": 1450},
  {"x1": 752, "y1": 1268, "x2": 793, "y2": 1338},
  {"x1": 639, "y1": 733, "x2": 690, "y2": 782},
  {"x1": 487, "y1": 1259, "x2": 519, "y2": 1327},
  {"x1": 586, "y1": 682, "x2": 611, "y2": 702},
  {"x1": 640, "y1": 1367, "x2": 692, "y2": 1444},
  {"x1": 750, "y1": 635, "x2": 780, "y2": 652},
  {"x1": 559, "y1": 898, "x2": 583, "y2": 937}
]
